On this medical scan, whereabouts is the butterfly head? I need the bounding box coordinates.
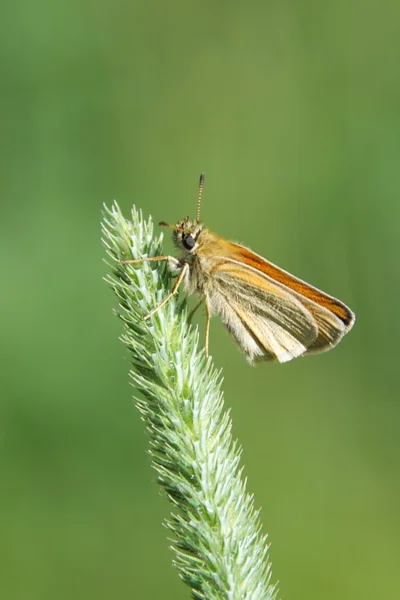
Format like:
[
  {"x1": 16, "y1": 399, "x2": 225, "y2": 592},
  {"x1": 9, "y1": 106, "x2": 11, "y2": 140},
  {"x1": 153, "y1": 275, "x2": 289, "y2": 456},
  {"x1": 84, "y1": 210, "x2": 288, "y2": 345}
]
[
  {"x1": 159, "y1": 217, "x2": 203, "y2": 252},
  {"x1": 159, "y1": 172, "x2": 205, "y2": 252}
]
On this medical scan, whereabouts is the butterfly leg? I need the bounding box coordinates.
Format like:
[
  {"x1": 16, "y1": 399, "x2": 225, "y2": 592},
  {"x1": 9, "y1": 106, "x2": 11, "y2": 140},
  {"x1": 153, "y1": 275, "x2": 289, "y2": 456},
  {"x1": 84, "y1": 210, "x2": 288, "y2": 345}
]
[
  {"x1": 204, "y1": 294, "x2": 211, "y2": 358},
  {"x1": 187, "y1": 298, "x2": 204, "y2": 325},
  {"x1": 121, "y1": 255, "x2": 180, "y2": 266},
  {"x1": 143, "y1": 262, "x2": 189, "y2": 320}
]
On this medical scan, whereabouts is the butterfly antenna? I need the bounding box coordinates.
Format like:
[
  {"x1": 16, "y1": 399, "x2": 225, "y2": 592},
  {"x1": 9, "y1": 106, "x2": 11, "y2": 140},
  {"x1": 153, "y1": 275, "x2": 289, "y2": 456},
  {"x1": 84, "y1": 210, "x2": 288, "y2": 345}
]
[{"x1": 196, "y1": 172, "x2": 205, "y2": 222}]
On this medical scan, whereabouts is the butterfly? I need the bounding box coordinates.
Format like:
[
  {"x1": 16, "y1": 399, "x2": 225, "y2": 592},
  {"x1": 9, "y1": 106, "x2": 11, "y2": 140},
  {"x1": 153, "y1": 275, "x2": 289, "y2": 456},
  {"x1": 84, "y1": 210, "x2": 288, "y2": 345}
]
[{"x1": 123, "y1": 174, "x2": 355, "y2": 363}]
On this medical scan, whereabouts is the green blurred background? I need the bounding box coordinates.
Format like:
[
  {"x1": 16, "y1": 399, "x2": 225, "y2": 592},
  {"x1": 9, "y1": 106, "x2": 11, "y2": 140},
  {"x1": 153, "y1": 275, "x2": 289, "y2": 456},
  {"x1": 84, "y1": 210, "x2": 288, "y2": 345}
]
[{"x1": 1, "y1": 1, "x2": 399, "y2": 598}]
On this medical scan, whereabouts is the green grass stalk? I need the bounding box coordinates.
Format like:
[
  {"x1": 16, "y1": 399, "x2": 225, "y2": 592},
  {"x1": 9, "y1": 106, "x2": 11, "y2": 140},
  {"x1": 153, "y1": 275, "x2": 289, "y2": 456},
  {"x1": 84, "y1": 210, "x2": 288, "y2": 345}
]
[{"x1": 102, "y1": 202, "x2": 278, "y2": 600}]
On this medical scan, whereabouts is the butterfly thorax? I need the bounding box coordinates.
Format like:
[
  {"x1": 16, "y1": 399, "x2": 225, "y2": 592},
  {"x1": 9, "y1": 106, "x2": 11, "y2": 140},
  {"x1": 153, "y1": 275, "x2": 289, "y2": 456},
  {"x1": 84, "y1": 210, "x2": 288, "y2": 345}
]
[{"x1": 172, "y1": 222, "x2": 222, "y2": 295}]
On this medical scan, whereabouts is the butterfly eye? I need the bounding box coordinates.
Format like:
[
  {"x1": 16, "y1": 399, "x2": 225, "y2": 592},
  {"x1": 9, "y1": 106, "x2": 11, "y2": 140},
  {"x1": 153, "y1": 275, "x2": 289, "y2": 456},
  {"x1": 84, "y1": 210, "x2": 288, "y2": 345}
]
[{"x1": 183, "y1": 234, "x2": 196, "y2": 250}]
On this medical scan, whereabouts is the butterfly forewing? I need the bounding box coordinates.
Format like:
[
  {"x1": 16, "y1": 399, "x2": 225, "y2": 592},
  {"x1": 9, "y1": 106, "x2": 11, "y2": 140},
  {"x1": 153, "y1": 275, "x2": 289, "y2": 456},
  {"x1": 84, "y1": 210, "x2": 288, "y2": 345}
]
[
  {"x1": 210, "y1": 260, "x2": 319, "y2": 363},
  {"x1": 226, "y1": 241, "x2": 355, "y2": 328},
  {"x1": 197, "y1": 234, "x2": 354, "y2": 362}
]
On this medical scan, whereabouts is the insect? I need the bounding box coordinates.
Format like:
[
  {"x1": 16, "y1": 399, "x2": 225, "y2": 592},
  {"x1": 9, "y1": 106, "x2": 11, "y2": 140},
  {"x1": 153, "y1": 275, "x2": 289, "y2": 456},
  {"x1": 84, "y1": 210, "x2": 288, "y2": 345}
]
[{"x1": 122, "y1": 174, "x2": 355, "y2": 363}]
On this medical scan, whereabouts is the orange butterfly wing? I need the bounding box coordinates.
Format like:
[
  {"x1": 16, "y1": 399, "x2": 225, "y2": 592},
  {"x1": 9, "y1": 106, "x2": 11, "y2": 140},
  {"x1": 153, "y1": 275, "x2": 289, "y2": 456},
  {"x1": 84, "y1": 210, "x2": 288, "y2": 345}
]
[{"x1": 198, "y1": 234, "x2": 354, "y2": 361}]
